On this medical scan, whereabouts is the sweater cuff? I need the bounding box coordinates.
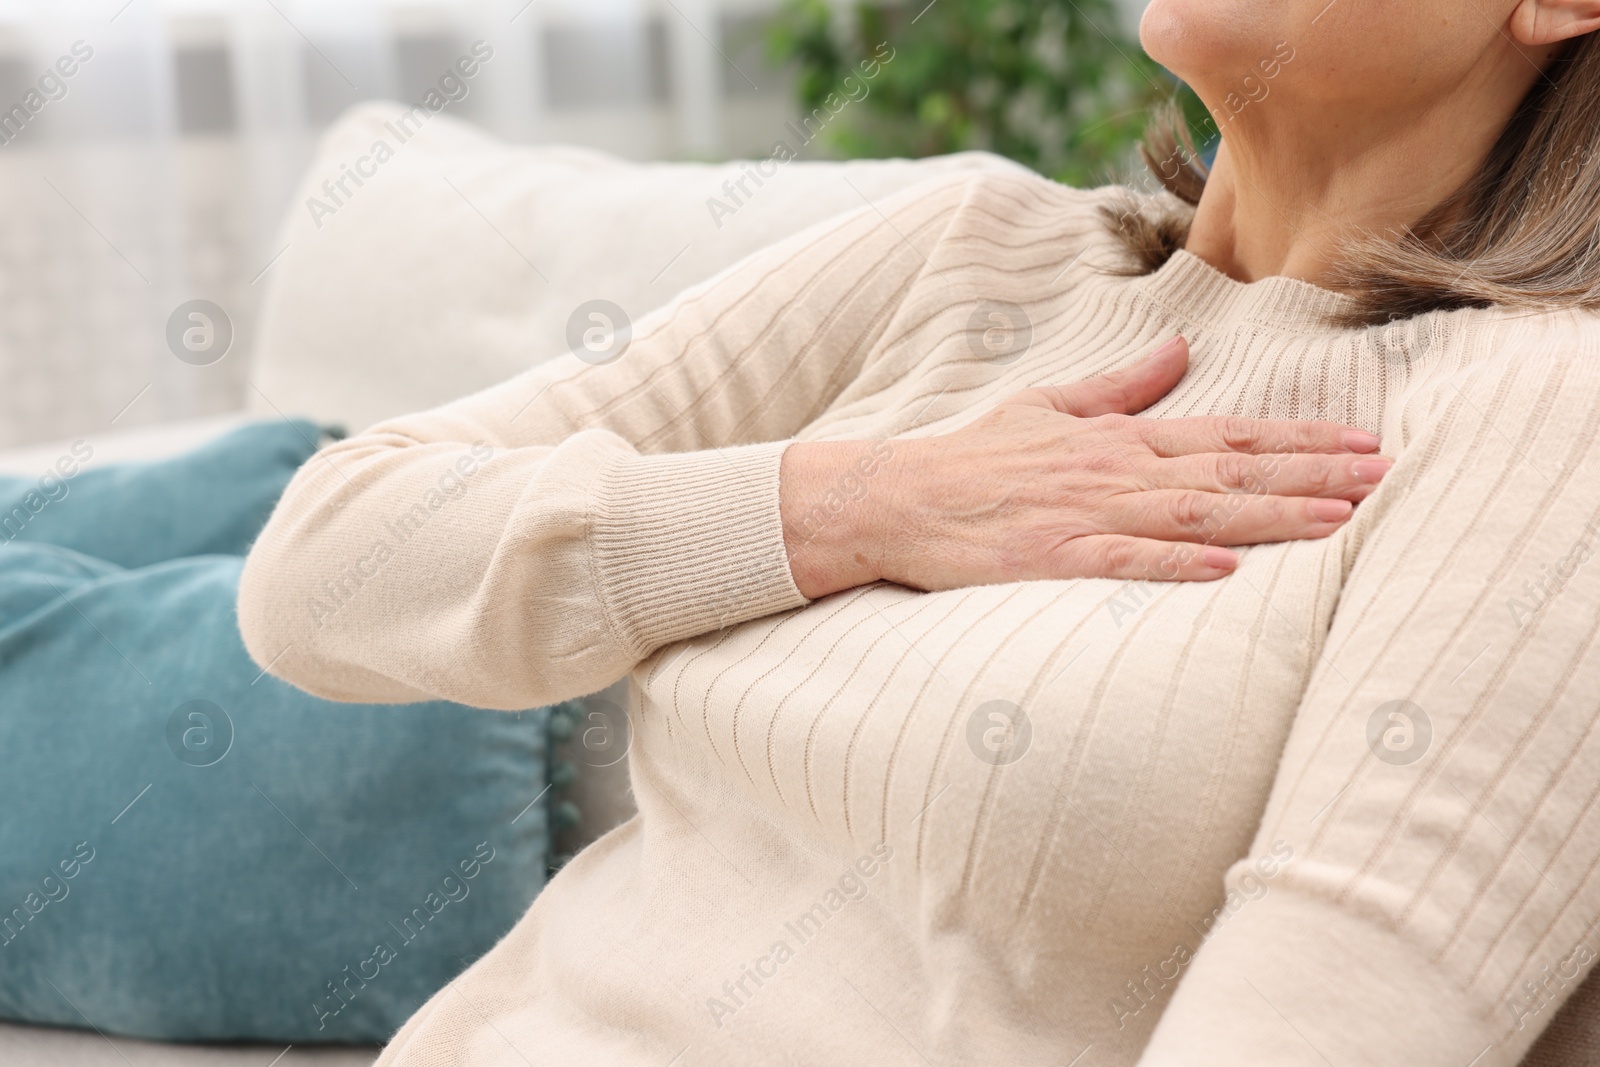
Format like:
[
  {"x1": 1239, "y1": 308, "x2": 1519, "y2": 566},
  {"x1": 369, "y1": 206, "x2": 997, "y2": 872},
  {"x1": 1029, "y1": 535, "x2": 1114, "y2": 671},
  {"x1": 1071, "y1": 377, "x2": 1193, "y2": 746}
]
[
  {"x1": 1139, "y1": 889, "x2": 1511, "y2": 1067},
  {"x1": 589, "y1": 440, "x2": 810, "y2": 656}
]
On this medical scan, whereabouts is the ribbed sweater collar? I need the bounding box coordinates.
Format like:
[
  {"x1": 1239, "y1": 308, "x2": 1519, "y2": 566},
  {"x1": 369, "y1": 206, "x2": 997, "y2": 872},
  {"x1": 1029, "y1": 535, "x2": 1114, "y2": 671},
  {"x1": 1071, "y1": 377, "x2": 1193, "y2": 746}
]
[{"x1": 1136, "y1": 248, "x2": 1358, "y2": 333}]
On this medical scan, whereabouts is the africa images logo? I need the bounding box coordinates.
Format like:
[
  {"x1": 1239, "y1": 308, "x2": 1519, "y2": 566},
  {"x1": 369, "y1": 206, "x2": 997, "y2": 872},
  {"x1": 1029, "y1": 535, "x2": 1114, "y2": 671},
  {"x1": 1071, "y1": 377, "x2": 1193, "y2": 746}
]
[{"x1": 1366, "y1": 700, "x2": 1431, "y2": 766}]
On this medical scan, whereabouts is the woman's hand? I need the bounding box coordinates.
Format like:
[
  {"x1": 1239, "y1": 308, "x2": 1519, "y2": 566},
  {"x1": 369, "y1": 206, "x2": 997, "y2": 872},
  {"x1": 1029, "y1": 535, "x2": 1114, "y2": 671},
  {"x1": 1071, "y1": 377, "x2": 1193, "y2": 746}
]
[{"x1": 779, "y1": 336, "x2": 1390, "y2": 598}]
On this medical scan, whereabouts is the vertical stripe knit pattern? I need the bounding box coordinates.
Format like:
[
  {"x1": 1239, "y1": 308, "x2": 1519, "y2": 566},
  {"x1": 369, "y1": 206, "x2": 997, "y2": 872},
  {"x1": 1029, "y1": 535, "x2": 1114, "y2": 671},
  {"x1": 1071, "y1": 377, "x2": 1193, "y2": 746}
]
[{"x1": 240, "y1": 170, "x2": 1600, "y2": 1067}]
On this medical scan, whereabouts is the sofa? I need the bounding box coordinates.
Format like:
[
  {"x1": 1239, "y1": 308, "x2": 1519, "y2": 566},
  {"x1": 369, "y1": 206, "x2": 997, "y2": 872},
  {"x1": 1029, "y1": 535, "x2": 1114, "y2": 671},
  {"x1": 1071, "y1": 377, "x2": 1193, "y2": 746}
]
[{"x1": 0, "y1": 103, "x2": 1593, "y2": 1066}]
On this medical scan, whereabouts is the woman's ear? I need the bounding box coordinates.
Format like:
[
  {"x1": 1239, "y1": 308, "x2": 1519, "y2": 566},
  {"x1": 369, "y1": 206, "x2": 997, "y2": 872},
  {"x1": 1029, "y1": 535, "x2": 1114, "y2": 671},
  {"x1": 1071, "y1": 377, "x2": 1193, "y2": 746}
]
[{"x1": 1511, "y1": 0, "x2": 1600, "y2": 46}]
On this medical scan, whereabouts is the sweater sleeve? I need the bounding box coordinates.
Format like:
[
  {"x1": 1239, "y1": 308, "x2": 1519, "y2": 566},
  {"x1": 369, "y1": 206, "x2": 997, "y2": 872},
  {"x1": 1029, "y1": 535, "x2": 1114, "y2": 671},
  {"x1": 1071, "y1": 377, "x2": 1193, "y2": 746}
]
[
  {"x1": 237, "y1": 176, "x2": 968, "y2": 710},
  {"x1": 1139, "y1": 322, "x2": 1600, "y2": 1067}
]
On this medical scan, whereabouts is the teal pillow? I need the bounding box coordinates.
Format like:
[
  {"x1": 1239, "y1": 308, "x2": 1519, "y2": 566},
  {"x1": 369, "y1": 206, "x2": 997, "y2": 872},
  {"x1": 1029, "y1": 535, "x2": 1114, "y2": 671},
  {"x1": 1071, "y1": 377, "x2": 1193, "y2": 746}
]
[
  {"x1": 0, "y1": 419, "x2": 335, "y2": 567},
  {"x1": 0, "y1": 422, "x2": 558, "y2": 1043}
]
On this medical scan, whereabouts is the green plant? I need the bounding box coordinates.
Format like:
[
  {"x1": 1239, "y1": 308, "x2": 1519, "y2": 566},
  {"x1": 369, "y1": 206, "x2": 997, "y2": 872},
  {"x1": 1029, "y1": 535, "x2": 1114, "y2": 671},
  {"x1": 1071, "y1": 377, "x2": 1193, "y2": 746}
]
[{"x1": 766, "y1": 0, "x2": 1204, "y2": 187}]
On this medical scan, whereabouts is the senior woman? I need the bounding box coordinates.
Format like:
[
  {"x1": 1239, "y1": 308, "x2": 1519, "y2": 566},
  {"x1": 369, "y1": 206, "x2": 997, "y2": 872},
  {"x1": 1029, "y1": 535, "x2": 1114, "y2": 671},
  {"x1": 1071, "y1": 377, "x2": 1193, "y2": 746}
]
[{"x1": 241, "y1": 1, "x2": 1600, "y2": 1064}]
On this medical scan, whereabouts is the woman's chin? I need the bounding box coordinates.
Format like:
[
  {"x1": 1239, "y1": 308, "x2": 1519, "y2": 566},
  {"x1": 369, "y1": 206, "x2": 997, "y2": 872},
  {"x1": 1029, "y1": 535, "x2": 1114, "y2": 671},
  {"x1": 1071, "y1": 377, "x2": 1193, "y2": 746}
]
[{"x1": 1139, "y1": 0, "x2": 1275, "y2": 74}]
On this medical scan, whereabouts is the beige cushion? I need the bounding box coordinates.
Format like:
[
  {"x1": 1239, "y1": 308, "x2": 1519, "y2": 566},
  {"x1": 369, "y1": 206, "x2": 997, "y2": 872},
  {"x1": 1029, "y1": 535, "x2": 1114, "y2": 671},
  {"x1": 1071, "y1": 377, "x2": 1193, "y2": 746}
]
[{"x1": 248, "y1": 102, "x2": 1024, "y2": 434}]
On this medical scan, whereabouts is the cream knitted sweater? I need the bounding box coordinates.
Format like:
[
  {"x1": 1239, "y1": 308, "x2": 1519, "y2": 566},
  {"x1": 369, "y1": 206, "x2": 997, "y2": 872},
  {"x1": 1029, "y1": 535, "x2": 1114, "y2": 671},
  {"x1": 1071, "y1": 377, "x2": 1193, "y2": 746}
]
[{"x1": 239, "y1": 170, "x2": 1600, "y2": 1067}]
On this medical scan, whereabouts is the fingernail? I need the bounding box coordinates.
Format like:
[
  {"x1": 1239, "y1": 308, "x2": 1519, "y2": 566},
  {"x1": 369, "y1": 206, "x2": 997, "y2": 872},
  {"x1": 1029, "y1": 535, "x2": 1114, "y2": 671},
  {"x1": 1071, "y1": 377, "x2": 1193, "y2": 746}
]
[
  {"x1": 1149, "y1": 336, "x2": 1185, "y2": 359},
  {"x1": 1203, "y1": 547, "x2": 1238, "y2": 570},
  {"x1": 1309, "y1": 498, "x2": 1354, "y2": 522},
  {"x1": 1343, "y1": 430, "x2": 1381, "y2": 453},
  {"x1": 1353, "y1": 458, "x2": 1392, "y2": 483}
]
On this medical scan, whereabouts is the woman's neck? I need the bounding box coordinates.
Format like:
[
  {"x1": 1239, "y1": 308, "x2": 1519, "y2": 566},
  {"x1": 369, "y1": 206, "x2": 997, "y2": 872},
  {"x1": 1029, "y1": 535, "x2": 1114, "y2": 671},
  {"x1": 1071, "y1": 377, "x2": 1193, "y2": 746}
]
[{"x1": 1184, "y1": 48, "x2": 1552, "y2": 288}]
